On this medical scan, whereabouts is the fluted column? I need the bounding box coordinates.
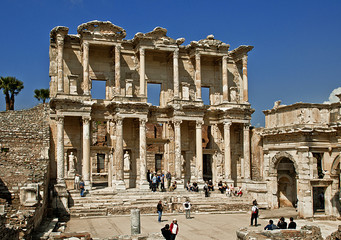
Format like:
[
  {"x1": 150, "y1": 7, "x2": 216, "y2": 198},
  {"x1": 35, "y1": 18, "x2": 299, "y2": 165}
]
[
  {"x1": 222, "y1": 56, "x2": 229, "y2": 101},
  {"x1": 56, "y1": 116, "x2": 65, "y2": 184},
  {"x1": 173, "y1": 48, "x2": 179, "y2": 99},
  {"x1": 115, "y1": 45, "x2": 121, "y2": 95},
  {"x1": 224, "y1": 121, "x2": 232, "y2": 179},
  {"x1": 116, "y1": 118, "x2": 124, "y2": 181},
  {"x1": 139, "y1": 118, "x2": 149, "y2": 189},
  {"x1": 139, "y1": 48, "x2": 145, "y2": 96},
  {"x1": 83, "y1": 42, "x2": 90, "y2": 95},
  {"x1": 195, "y1": 53, "x2": 202, "y2": 100},
  {"x1": 243, "y1": 123, "x2": 251, "y2": 179},
  {"x1": 174, "y1": 120, "x2": 182, "y2": 180},
  {"x1": 242, "y1": 55, "x2": 248, "y2": 102},
  {"x1": 56, "y1": 34, "x2": 65, "y2": 93},
  {"x1": 82, "y1": 117, "x2": 91, "y2": 187},
  {"x1": 196, "y1": 120, "x2": 203, "y2": 181}
]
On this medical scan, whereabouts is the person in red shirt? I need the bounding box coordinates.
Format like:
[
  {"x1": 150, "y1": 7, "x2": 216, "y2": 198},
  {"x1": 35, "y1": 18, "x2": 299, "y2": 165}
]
[{"x1": 169, "y1": 219, "x2": 179, "y2": 240}]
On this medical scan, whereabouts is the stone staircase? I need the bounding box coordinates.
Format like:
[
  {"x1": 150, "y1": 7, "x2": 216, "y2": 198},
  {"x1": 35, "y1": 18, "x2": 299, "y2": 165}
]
[{"x1": 68, "y1": 188, "x2": 253, "y2": 218}]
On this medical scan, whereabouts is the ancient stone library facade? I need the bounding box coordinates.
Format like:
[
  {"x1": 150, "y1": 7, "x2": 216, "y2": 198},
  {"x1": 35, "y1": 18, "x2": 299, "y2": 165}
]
[{"x1": 0, "y1": 20, "x2": 341, "y2": 238}]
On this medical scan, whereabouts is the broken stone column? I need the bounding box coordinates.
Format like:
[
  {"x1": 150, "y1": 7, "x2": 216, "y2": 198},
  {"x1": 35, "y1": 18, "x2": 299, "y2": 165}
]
[{"x1": 131, "y1": 209, "x2": 141, "y2": 235}]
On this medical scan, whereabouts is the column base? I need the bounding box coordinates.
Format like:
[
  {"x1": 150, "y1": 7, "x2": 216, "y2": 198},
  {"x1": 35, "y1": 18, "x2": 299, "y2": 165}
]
[
  {"x1": 114, "y1": 180, "x2": 126, "y2": 191},
  {"x1": 139, "y1": 180, "x2": 150, "y2": 190},
  {"x1": 57, "y1": 179, "x2": 66, "y2": 186},
  {"x1": 84, "y1": 180, "x2": 92, "y2": 190},
  {"x1": 175, "y1": 180, "x2": 184, "y2": 190},
  {"x1": 224, "y1": 179, "x2": 235, "y2": 186}
]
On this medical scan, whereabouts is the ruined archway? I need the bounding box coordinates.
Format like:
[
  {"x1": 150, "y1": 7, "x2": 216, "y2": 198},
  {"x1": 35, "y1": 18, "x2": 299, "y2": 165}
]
[{"x1": 271, "y1": 152, "x2": 298, "y2": 208}]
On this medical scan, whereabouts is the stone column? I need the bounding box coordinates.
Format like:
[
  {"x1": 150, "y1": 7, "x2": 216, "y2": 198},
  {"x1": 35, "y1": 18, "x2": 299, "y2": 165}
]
[
  {"x1": 196, "y1": 120, "x2": 203, "y2": 181},
  {"x1": 195, "y1": 53, "x2": 202, "y2": 100},
  {"x1": 174, "y1": 120, "x2": 182, "y2": 180},
  {"x1": 223, "y1": 121, "x2": 232, "y2": 180},
  {"x1": 139, "y1": 118, "x2": 149, "y2": 189},
  {"x1": 173, "y1": 48, "x2": 179, "y2": 99},
  {"x1": 115, "y1": 45, "x2": 121, "y2": 95},
  {"x1": 83, "y1": 42, "x2": 90, "y2": 95},
  {"x1": 56, "y1": 34, "x2": 65, "y2": 93},
  {"x1": 108, "y1": 151, "x2": 113, "y2": 188},
  {"x1": 139, "y1": 48, "x2": 145, "y2": 96},
  {"x1": 56, "y1": 116, "x2": 65, "y2": 184},
  {"x1": 242, "y1": 55, "x2": 248, "y2": 102},
  {"x1": 131, "y1": 209, "x2": 141, "y2": 235},
  {"x1": 222, "y1": 56, "x2": 229, "y2": 101},
  {"x1": 82, "y1": 117, "x2": 91, "y2": 188},
  {"x1": 115, "y1": 118, "x2": 126, "y2": 190},
  {"x1": 243, "y1": 123, "x2": 251, "y2": 179}
]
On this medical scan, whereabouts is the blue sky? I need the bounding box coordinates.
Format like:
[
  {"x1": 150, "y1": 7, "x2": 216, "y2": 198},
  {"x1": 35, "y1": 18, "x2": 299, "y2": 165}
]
[{"x1": 0, "y1": 0, "x2": 340, "y2": 126}]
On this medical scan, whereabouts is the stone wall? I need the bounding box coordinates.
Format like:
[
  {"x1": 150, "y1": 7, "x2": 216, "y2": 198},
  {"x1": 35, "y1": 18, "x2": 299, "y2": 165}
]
[{"x1": 0, "y1": 104, "x2": 50, "y2": 239}]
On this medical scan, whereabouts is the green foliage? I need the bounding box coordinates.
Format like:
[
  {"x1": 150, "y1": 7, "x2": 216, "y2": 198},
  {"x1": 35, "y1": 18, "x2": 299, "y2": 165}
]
[
  {"x1": 0, "y1": 76, "x2": 24, "y2": 110},
  {"x1": 34, "y1": 88, "x2": 50, "y2": 103}
]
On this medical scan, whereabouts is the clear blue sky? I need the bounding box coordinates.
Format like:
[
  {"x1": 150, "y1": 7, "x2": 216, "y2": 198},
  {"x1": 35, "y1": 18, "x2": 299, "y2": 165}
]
[{"x1": 0, "y1": 0, "x2": 340, "y2": 126}]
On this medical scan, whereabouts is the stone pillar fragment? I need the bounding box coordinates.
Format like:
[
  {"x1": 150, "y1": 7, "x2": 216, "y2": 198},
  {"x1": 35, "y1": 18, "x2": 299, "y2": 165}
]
[
  {"x1": 56, "y1": 116, "x2": 65, "y2": 184},
  {"x1": 195, "y1": 53, "x2": 202, "y2": 100},
  {"x1": 131, "y1": 209, "x2": 141, "y2": 235},
  {"x1": 222, "y1": 56, "x2": 229, "y2": 101},
  {"x1": 242, "y1": 55, "x2": 248, "y2": 102},
  {"x1": 174, "y1": 120, "x2": 182, "y2": 180},
  {"x1": 56, "y1": 34, "x2": 65, "y2": 93},
  {"x1": 115, "y1": 45, "x2": 121, "y2": 95},
  {"x1": 139, "y1": 118, "x2": 149, "y2": 189},
  {"x1": 173, "y1": 48, "x2": 179, "y2": 99},
  {"x1": 224, "y1": 121, "x2": 232, "y2": 180},
  {"x1": 83, "y1": 42, "x2": 90, "y2": 95},
  {"x1": 196, "y1": 120, "x2": 203, "y2": 181},
  {"x1": 82, "y1": 117, "x2": 91, "y2": 188},
  {"x1": 115, "y1": 118, "x2": 126, "y2": 190},
  {"x1": 139, "y1": 48, "x2": 145, "y2": 96},
  {"x1": 243, "y1": 123, "x2": 251, "y2": 179}
]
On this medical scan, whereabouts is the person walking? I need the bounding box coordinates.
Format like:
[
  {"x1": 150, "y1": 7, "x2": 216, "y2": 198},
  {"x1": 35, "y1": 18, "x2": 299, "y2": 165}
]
[
  {"x1": 157, "y1": 200, "x2": 163, "y2": 222},
  {"x1": 166, "y1": 171, "x2": 172, "y2": 189},
  {"x1": 250, "y1": 200, "x2": 259, "y2": 226},
  {"x1": 169, "y1": 219, "x2": 179, "y2": 240},
  {"x1": 183, "y1": 199, "x2": 191, "y2": 219}
]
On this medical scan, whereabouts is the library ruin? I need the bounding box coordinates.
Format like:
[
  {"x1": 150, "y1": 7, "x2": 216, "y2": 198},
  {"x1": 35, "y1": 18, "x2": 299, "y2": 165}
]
[{"x1": 0, "y1": 20, "x2": 340, "y2": 239}]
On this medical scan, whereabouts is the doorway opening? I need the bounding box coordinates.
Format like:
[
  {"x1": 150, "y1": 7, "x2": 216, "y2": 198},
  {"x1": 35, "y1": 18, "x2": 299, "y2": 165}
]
[
  {"x1": 277, "y1": 157, "x2": 297, "y2": 208},
  {"x1": 313, "y1": 187, "x2": 325, "y2": 214},
  {"x1": 155, "y1": 154, "x2": 162, "y2": 172},
  {"x1": 92, "y1": 153, "x2": 108, "y2": 189},
  {"x1": 203, "y1": 154, "x2": 212, "y2": 181}
]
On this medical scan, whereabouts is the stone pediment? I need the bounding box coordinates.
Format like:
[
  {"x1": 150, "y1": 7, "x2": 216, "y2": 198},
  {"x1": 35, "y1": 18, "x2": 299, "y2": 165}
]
[
  {"x1": 133, "y1": 27, "x2": 184, "y2": 46},
  {"x1": 77, "y1": 20, "x2": 126, "y2": 40},
  {"x1": 187, "y1": 34, "x2": 230, "y2": 51}
]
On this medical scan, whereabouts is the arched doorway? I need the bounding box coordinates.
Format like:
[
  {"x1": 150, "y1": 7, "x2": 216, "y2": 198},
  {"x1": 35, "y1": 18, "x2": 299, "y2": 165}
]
[{"x1": 277, "y1": 157, "x2": 297, "y2": 208}]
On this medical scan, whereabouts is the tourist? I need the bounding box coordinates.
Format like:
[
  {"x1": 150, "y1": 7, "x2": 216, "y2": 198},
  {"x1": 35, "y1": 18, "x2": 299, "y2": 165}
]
[
  {"x1": 250, "y1": 200, "x2": 259, "y2": 226},
  {"x1": 157, "y1": 173, "x2": 161, "y2": 190},
  {"x1": 169, "y1": 219, "x2": 179, "y2": 240},
  {"x1": 192, "y1": 182, "x2": 199, "y2": 192},
  {"x1": 147, "y1": 169, "x2": 151, "y2": 189},
  {"x1": 79, "y1": 179, "x2": 85, "y2": 197},
  {"x1": 237, "y1": 187, "x2": 243, "y2": 197},
  {"x1": 160, "y1": 173, "x2": 165, "y2": 192},
  {"x1": 152, "y1": 174, "x2": 157, "y2": 192},
  {"x1": 166, "y1": 171, "x2": 172, "y2": 189},
  {"x1": 277, "y1": 217, "x2": 287, "y2": 229},
  {"x1": 229, "y1": 184, "x2": 234, "y2": 196},
  {"x1": 288, "y1": 217, "x2": 296, "y2": 229},
  {"x1": 204, "y1": 181, "x2": 209, "y2": 197},
  {"x1": 218, "y1": 181, "x2": 224, "y2": 194},
  {"x1": 186, "y1": 180, "x2": 192, "y2": 191},
  {"x1": 169, "y1": 181, "x2": 177, "y2": 192},
  {"x1": 157, "y1": 200, "x2": 163, "y2": 222},
  {"x1": 226, "y1": 185, "x2": 231, "y2": 197},
  {"x1": 74, "y1": 174, "x2": 80, "y2": 190},
  {"x1": 161, "y1": 224, "x2": 171, "y2": 240},
  {"x1": 183, "y1": 199, "x2": 191, "y2": 219},
  {"x1": 208, "y1": 180, "x2": 214, "y2": 191},
  {"x1": 264, "y1": 220, "x2": 278, "y2": 230}
]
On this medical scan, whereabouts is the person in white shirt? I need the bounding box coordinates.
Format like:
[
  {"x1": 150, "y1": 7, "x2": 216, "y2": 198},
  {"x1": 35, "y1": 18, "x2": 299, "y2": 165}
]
[
  {"x1": 170, "y1": 219, "x2": 179, "y2": 240},
  {"x1": 183, "y1": 199, "x2": 191, "y2": 219}
]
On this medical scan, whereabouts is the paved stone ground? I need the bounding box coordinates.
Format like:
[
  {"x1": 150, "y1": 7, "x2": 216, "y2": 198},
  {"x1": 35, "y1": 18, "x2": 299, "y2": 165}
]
[{"x1": 65, "y1": 211, "x2": 341, "y2": 239}]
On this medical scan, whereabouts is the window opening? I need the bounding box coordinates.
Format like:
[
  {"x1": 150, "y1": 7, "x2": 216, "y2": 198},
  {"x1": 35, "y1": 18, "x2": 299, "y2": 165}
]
[
  {"x1": 97, "y1": 154, "x2": 105, "y2": 173},
  {"x1": 201, "y1": 87, "x2": 210, "y2": 105},
  {"x1": 313, "y1": 153, "x2": 324, "y2": 179},
  {"x1": 91, "y1": 80, "x2": 106, "y2": 99},
  {"x1": 147, "y1": 83, "x2": 161, "y2": 106}
]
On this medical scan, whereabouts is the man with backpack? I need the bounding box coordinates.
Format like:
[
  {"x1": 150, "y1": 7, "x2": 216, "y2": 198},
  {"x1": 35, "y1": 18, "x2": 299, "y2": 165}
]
[
  {"x1": 251, "y1": 200, "x2": 259, "y2": 226},
  {"x1": 183, "y1": 199, "x2": 191, "y2": 219}
]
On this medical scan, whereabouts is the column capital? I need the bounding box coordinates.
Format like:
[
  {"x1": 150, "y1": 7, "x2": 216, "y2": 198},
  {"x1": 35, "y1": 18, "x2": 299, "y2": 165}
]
[
  {"x1": 115, "y1": 45, "x2": 121, "y2": 52},
  {"x1": 56, "y1": 115, "x2": 64, "y2": 124},
  {"x1": 82, "y1": 116, "x2": 91, "y2": 124},
  {"x1": 139, "y1": 118, "x2": 147, "y2": 126},
  {"x1": 82, "y1": 41, "x2": 89, "y2": 49},
  {"x1": 222, "y1": 55, "x2": 228, "y2": 61},
  {"x1": 223, "y1": 120, "x2": 232, "y2": 128},
  {"x1": 173, "y1": 48, "x2": 179, "y2": 58},
  {"x1": 56, "y1": 34, "x2": 65, "y2": 47},
  {"x1": 196, "y1": 120, "x2": 204, "y2": 128},
  {"x1": 195, "y1": 52, "x2": 201, "y2": 60},
  {"x1": 173, "y1": 119, "x2": 182, "y2": 127},
  {"x1": 140, "y1": 47, "x2": 145, "y2": 56},
  {"x1": 116, "y1": 117, "x2": 123, "y2": 126},
  {"x1": 242, "y1": 55, "x2": 248, "y2": 64},
  {"x1": 244, "y1": 123, "x2": 250, "y2": 130}
]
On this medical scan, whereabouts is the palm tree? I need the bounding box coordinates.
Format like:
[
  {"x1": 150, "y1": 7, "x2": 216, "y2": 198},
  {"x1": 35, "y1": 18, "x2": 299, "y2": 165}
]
[
  {"x1": 0, "y1": 76, "x2": 24, "y2": 110},
  {"x1": 34, "y1": 88, "x2": 50, "y2": 103}
]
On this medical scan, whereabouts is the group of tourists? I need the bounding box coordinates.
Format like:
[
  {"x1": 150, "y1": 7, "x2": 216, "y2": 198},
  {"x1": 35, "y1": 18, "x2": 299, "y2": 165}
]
[
  {"x1": 264, "y1": 217, "x2": 297, "y2": 230},
  {"x1": 147, "y1": 170, "x2": 176, "y2": 192},
  {"x1": 161, "y1": 219, "x2": 179, "y2": 240},
  {"x1": 217, "y1": 181, "x2": 243, "y2": 197}
]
